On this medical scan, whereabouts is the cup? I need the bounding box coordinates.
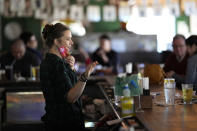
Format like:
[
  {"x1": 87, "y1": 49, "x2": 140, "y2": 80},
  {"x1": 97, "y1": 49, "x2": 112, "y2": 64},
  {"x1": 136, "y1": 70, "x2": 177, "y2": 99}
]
[
  {"x1": 142, "y1": 77, "x2": 150, "y2": 96},
  {"x1": 0, "y1": 69, "x2": 6, "y2": 80},
  {"x1": 5, "y1": 66, "x2": 14, "y2": 81},
  {"x1": 30, "y1": 66, "x2": 40, "y2": 81},
  {"x1": 142, "y1": 77, "x2": 149, "y2": 90},
  {"x1": 113, "y1": 85, "x2": 123, "y2": 107},
  {"x1": 126, "y1": 62, "x2": 132, "y2": 74},
  {"x1": 164, "y1": 78, "x2": 175, "y2": 105},
  {"x1": 114, "y1": 95, "x2": 123, "y2": 107},
  {"x1": 182, "y1": 84, "x2": 193, "y2": 104}
]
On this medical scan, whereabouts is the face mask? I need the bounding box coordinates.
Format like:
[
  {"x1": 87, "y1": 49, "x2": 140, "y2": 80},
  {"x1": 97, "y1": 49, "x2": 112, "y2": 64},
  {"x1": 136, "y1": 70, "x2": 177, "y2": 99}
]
[{"x1": 58, "y1": 46, "x2": 69, "y2": 58}]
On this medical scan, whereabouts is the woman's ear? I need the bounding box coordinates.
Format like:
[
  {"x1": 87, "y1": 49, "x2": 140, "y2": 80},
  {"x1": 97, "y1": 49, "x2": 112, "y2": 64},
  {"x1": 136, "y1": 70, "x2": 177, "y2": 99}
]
[{"x1": 54, "y1": 39, "x2": 59, "y2": 46}]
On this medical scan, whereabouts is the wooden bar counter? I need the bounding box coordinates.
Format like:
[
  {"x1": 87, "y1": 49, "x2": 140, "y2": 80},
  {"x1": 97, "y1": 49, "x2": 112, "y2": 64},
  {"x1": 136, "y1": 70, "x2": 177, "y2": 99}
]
[
  {"x1": 1, "y1": 76, "x2": 197, "y2": 131},
  {"x1": 136, "y1": 103, "x2": 197, "y2": 131},
  {"x1": 99, "y1": 81, "x2": 197, "y2": 131},
  {"x1": 137, "y1": 86, "x2": 197, "y2": 131}
]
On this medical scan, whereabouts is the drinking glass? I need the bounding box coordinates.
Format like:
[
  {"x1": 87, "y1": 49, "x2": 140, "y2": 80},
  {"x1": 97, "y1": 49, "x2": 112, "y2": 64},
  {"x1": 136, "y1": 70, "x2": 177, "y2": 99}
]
[
  {"x1": 30, "y1": 66, "x2": 40, "y2": 81},
  {"x1": 182, "y1": 84, "x2": 193, "y2": 104},
  {"x1": 136, "y1": 78, "x2": 144, "y2": 112},
  {"x1": 136, "y1": 94, "x2": 144, "y2": 112},
  {"x1": 5, "y1": 65, "x2": 14, "y2": 80},
  {"x1": 164, "y1": 79, "x2": 175, "y2": 105}
]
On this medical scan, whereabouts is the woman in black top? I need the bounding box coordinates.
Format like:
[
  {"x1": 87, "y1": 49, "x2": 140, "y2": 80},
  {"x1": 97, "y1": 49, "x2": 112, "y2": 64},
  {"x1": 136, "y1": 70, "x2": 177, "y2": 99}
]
[{"x1": 40, "y1": 23, "x2": 97, "y2": 131}]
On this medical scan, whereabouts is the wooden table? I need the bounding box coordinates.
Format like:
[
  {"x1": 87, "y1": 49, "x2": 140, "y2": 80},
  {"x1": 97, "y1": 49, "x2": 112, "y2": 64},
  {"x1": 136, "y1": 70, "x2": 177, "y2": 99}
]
[
  {"x1": 99, "y1": 81, "x2": 197, "y2": 131},
  {"x1": 136, "y1": 85, "x2": 197, "y2": 131}
]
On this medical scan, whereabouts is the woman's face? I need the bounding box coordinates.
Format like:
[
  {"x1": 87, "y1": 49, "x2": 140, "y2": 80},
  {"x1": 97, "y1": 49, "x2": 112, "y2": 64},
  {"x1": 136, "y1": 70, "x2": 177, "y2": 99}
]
[
  {"x1": 187, "y1": 44, "x2": 197, "y2": 56},
  {"x1": 57, "y1": 30, "x2": 73, "y2": 52}
]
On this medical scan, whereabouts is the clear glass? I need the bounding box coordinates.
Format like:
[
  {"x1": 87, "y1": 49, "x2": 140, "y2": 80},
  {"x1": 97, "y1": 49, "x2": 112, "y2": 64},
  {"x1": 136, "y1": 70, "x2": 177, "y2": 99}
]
[
  {"x1": 182, "y1": 84, "x2": 193, "y2": 104},
  {"x1": 164, "y1": 82, "x2": 175, "y2": 105},
  {"x1": 136, "y1": 94, "x2": 144, "y2": 112},
  {"x1": 114, "y1": 95, "x2": 122, "y2": 107},
  {"x1": 136, "y1": 77, "x2": 144, "y2": 112},
  {"x1": 5, "y1": 65, "x2": 14, "y2": 80}
]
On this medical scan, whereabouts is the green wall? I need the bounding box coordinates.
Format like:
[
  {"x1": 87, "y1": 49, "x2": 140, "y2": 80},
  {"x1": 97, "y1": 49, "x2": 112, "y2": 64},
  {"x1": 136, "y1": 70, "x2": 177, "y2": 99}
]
[
  {"x1": 1, "y1": 16, "x2": 42, "y2": 51},
  {"x1": 1, "y1": 0, "x2": 122, "y2": 51}
]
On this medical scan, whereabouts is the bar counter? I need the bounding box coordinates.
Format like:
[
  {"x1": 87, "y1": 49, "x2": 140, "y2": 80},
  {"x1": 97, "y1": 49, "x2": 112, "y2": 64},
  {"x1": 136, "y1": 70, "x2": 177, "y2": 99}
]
[
  {"x1": 0, "y1": 76, "x2": 115, "y2": 131},
  {"x1": 99, "y1": 82, "x2": 197, "y2": 131},
  {"x1": 136, "y1": 86, "x2": 197, "y2": 131},
  {"x1": 2, "y1": 76, "x2": 197, "y2": 131}
]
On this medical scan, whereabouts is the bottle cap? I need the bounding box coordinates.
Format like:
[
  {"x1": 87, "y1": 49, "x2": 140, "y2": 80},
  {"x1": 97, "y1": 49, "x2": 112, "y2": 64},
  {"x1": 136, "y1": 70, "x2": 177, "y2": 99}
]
[
  {"x1": 123, "y1": 84, "x2": 130, "y2": 89},
  {"x1": 123, "y1": 84, "x2": 130, "y2": 97}
]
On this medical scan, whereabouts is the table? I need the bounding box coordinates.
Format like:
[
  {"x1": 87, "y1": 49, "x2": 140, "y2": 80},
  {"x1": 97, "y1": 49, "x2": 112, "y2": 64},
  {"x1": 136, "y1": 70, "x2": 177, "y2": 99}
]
[
  {"x1": 99, "y1": 82, "x2": 197, "y2": 131},
  {"x1": 98, "y1": 82, "x2": 149, "y2": 130},
  {"x1": 136, "y1": 85, "x2": 197, "y2": 131}
]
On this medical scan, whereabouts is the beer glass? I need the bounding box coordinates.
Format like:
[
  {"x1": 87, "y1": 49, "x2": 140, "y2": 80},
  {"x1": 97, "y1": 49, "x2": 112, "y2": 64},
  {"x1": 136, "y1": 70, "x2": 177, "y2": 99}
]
[{"x1": 182, "y1": 84, "x2": 193, "y2": 104}]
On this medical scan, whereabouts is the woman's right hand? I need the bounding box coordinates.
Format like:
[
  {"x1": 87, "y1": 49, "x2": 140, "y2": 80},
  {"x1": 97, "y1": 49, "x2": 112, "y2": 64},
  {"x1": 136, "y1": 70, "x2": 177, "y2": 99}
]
[{"x1": 84, "y1": 61, "x2": 98, "y2": 78}]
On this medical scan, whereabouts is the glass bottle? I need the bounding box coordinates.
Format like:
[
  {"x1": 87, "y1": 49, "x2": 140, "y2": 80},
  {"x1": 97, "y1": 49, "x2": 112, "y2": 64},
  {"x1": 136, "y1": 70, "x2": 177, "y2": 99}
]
[{"x1": 121, "y1": 84, "x2": 135, "y2": 117}]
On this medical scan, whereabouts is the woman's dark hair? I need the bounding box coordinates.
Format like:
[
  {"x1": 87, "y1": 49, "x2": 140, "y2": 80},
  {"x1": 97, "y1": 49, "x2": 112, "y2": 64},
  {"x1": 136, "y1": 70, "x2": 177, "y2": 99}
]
[
  {"x1": 186, "y1": 35, "x2": 197, "y2": 47},
  {"x1": 42, "y1": 23, "x2": 70, "y2": 48},
  {"x1": 20, "y1": 31, "x2": 33, "y2": 45}
]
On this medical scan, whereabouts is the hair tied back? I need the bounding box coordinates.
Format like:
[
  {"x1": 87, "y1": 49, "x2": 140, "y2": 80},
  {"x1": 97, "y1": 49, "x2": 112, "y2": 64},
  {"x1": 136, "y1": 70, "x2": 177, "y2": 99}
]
[{"x1": 42, "y1": 24, "x2": 54, "y2": 40}]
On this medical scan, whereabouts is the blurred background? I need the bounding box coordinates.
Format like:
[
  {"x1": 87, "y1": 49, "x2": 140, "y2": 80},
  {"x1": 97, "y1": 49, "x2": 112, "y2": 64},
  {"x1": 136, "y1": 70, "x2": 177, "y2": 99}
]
[
  {"x1": 0, "y1": 0, "x2": 196, "y2": 69},
  {"x1": 0, "y1": 0, "x2": 197, "y2": 131}
]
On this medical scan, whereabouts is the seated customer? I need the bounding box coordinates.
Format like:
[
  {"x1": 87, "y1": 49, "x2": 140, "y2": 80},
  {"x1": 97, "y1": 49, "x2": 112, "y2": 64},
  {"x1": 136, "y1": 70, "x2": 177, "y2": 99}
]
[
  {"x1": 168, "y1": 35, "x2": 197, "y2": 87},
  {"x1": 164, "y1": 34, "x2": 189, "y2": 77},
  {"x1": 91, "y1": 34, "x2": 119, "y2": 75},
  {"x1": 20, "y1": 31, "x2": 42, "y2": 61},
  {"x1": 0, "y1": 39, "x2": 40, "y2": 77}
]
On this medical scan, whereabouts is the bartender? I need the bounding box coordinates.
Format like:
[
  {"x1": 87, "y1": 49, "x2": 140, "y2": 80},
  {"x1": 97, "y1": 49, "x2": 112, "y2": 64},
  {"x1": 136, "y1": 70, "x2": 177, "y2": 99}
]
[{"x1": 40, "y1": 23, "x2": 98, "y2": 130}]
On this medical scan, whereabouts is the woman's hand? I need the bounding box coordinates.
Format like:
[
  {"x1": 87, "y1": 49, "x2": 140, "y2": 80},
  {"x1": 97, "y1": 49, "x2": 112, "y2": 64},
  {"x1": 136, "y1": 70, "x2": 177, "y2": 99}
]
[
  {"x1": 84, "y1": 61, "x2": 98, "y2": 78},
  {"x1": 66, "y1": 55, "x2": 75, "y2": 70}
]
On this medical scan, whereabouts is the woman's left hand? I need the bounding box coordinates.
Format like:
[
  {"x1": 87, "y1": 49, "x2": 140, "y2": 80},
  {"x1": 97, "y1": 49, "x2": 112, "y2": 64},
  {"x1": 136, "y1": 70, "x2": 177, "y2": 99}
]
[
  {"x1": 66, "y1": 55, "x2": 75, "y2": 70},
  {"x1": 84, "y1": 61, "x2": 98, "y2": 78}
]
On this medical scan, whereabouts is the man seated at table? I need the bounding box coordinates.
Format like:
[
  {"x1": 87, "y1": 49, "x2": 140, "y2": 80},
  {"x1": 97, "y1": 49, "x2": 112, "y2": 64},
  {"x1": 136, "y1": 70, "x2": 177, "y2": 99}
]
[
  {"x1": 0, "y1": 39, "x2": 40, "y2": 78},
  {"x1": 167, "y1": 35, "x2": 197, "y2": 88},
  {"x1": 91, "y1": 34, "x2": 119, "y2": 75},
  {"x1": 163, "y1": 34, "x2": 189, "y2": 77}
]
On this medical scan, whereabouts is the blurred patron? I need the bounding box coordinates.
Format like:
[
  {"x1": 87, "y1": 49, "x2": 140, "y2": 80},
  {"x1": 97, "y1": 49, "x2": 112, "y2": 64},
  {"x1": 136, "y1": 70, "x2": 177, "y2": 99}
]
[
  {"x1": 168, "y1": 35, "x2": 197, "y2": 87},
  {"x1": 20, "y1": 31, "x2": 43, "y2": 61},
  {"x1": 164, "y1": 34, "x2": 189, "y2": 78},
  {"x1": 0, "y1": 39, "x2": 40, "y2": 78},
  {"x1": 91, "y1": 34, "x2": 119, "y2": 75}
]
